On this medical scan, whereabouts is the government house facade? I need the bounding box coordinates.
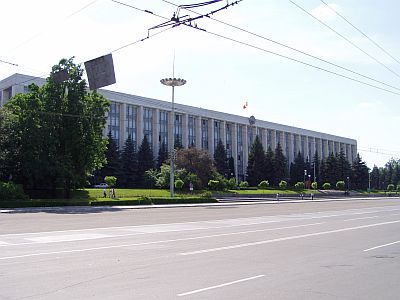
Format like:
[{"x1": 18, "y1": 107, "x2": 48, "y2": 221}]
[{"x1": 1, "y1": 73, "x2": 357, "y2": 182}]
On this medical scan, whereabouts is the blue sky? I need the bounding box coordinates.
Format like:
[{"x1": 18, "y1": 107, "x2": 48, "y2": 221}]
[{"x1": 1, "y1": 0, "x2": 399, "y2": 168}]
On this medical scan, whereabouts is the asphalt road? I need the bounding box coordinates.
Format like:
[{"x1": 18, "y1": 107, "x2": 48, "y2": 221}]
[{"x1": 1, "y1": 198, "x2": 400, "y2": 299}]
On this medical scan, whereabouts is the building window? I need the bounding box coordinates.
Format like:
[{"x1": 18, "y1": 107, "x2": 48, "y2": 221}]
[
  {"x1": 3, "y1": 86, "x2": 12, "y2": 102},
  {"x1": 226, "y1": 123, "x2": 232, "y2": 158},
  {"x1": 175, "y1": 114, "x2": 182, "y2": 147},
  {"x1": 293, "y1": 134, "x2": 298, "y2": 155},
  {"x1": 214, "y1": 120, "x2": 221, "y2": 149},
  {"x1": 301, "y1": 135, "x2": 306, "y2": 156},
  {"x1": 257, "y1": 127, "x2": 262, "y2": 144},
  {"x1": 237, "y1": 125, "x2": 244, "y2": 181},
  {"x1": 188, "y1": 115, "x2": 196, "y2": 147},
  {"x1": 201, "y1": 119, "x2": 208, "y2": 150},
  {"x1": 276, "y1": 131, "x2": 281, "y2": 147},
  {"x1": 126, "y1": 104, "x2": 137, "y2": 147},
  {"x1": 267, "y1": 129, "x2": 272, "y2": 149},
  {"x1": 285, "y1": 132, "x2": 290, "y2": 159},
  {"x1": 308, "y1": 138, "x2": 313, "y2": 160},
  {"x1": 247, "y1": 126, "x2": 254, "y2": 153},
  {"x1": 108, "y1": 102, "x2": 120, "y2": 146},
  {"x1": 159, "y1": 110, "x2": 168, "y2": 149},
  {"x1": 143, "y1": 107, "x2": 153, "y2": 145}
]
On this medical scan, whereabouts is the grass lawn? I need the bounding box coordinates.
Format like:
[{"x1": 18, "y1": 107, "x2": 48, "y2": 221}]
[{"x1": 76, "y1": 188, "x2": 203, "y2": 200}]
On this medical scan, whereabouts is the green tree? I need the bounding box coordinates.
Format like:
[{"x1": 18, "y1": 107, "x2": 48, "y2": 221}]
[
  {"x1": 273, "y1": 143, "x2": 288, "y2": 185},
  {"x1": 324, "y1": 153, "x2": 337, "y2": 185},
  {"x1": 214, "y1": 140, "x2": 229, "y2": 177},
  {"x1": 264, "y1": 146, "x2": 275, "y2": 183},
  {"x1": 104, "y1": 176, "x2": 117, "y2": 188},
  {"x1": 246, "y1": 136, "x2": 266, "y2": 186},
  {"x1": 336, "y1": 150, "x2": 351, "y2": 182},
  {"x1": 120, "y1": 135, "x2": 137, "y2": 188},
  {"x1": 351, "y1": 153, "x2": 369, "y2": 190},
  {"x1": 0, "y1": 58, "x2": 109, "y2": 198},
  {"x1": 370, "y1": 165, "x2": 380, "y2": 190},
  {"x1": 312, "y1": 151, "x2": 320, "y2": 184},
  {"x1": 228, "y1": 156, "x2": 235, "y2": 179},
  {"x1": 290, "y1": 151, "x2": 305, "y2": 184},
  {"x1": 157, "y1": 141, "x2": 169, "y2": 169},
  {"x1": 175, "y1": 148, "x2": 215, "y2": 188},
  {"x1": 137, "y1": 136, "x2": 154, "y2": 187},
  {"x1": 98, "y1": 132, "x2": 121, "y2": 183}
]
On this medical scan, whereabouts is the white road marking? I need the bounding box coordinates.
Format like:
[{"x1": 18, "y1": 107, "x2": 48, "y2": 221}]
[
  {"x1": 343, "y1": 216, "x2": 379, "y2": 222},
  {"x1": 0, "y1": 223, "x2": 323, "y2": 260},
  {"x1": 177, "y1": 275, "x2": 265, "y2": 296},
  {"x1": 363, "y1": 240, "x2": 400, "y2": 252},
  {"x1": 180, "y1": 220, "x2": 400, "y2": 256},
  {"x1": 26, "y1": 233, "x2": 112, "y2": 243}
]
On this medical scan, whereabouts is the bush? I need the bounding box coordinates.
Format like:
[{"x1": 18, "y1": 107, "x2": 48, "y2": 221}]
[
  {"x1": 322, "y1": 182, "x2": 331, "y2": 190},
  {"x1": 239, "y1": 181, "x2": 249, "y2": 188},
  {"x1": 387, "y1": 184, "x2": 395, "y2": 191},
  {"x1": 336, "y1": 181, "x2": 345, "y2": 190},
  {"x1": 279, "y1": 180, "x2": 287, "y2": 189},
  {"x1": 212, "y1": 173, "x2": 228, "y2": 190},
  {"x1": 208, "y1": 180, "x2": 220, "y2": 190},
  {"x1": 175, "y1": 179, "x2": 184, "y2": 190},
  {"x1": 202, "y1": 191, "x2": 213, "y2": 199},
  {"x1": 104, "y1": 176, "x2": 117, "y2": 187},
  {"x1": 311, "y1": 182, "x2": 318, "y2": 189},
  {"x1": 258, "y1": 180, "x2": 269, "y2": 189},
  {"x1": 397, "y1": 184, "x2": 400, "y2": 192},
  {"x1": 0, "y1": 182, "x2": 28, "y2": 201},
  {"x1": 294, "y1": 182, "x2": 305, "y2": 190},
  {"x1": 227, "y1": 177, "x2": 237, "y2": 190}
]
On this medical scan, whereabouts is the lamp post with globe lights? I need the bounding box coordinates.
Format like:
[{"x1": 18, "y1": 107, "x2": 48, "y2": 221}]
[{"x1": 160, "y1": 77, "x2": 186, "y2": 198}]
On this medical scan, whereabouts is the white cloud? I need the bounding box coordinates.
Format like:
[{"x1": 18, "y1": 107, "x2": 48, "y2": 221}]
[{"x1": 311, "y1": 3, "x2": 340, "y2": 22}]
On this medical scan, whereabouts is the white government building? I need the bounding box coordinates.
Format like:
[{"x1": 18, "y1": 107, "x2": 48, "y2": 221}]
[{"x1": 1, "y1": 73, "x2": 357, "y2": 181}]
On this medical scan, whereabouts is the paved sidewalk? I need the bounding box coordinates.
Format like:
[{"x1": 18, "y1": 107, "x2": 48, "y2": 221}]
[{"x1": 1, "y1": 196, "x2": 398, "y2": 214}]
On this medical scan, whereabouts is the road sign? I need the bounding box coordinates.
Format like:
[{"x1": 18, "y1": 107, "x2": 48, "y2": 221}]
[{"x1": 84, "y1": 53, "x2": 116, "y2": 90}]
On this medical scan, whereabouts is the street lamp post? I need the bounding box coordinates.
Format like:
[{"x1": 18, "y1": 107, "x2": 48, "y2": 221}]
[
  {"x1": 313, "y1": 162, "x2": 316, "y2": 184},
  {"x1": 160, "y1": 77, "x2": 186, "y2": 199}
]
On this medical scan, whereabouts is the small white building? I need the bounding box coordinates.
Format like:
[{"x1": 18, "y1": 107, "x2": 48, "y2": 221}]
[{"x1": 0, "y1": 73, "x2": 357, "y2": 181}]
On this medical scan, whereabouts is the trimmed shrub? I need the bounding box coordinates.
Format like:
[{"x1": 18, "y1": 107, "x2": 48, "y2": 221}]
[
  {"x1": 294, "y1": 182, "x2": 305, "y2": 190},
  {"x1": 397, "y1": 184, "x2": 400, "y2": 192},
  {"x1": 208, "y1": 180, "x2": 220, "y2": 190},
  {"x1": 174, "y1": 179, "x2": 184, "y2": 190},
  {"x1": 322, "y1": 182, "x2": 331, "y2": 190},
  {"x1": 258, "y1": 180, "x2": 269, "y2": 189},
  {"x1": 311, "y1": 182, "x2": 318, "y2": 189},
  {"x1": 202, "y1": 191, "x2": 213, "y2": 199},
  {"x1": 0, "y1": 182, "x2": 28, "y2": 201},
  {"x1": 239, "y1": 181, "x2": 249, "y2": 188},
  {"x1": 336, "y1": 181, "x2": 345, "y2": 190},
  {"x1": 387, "y1": 184, "x2": 395, "y2": 191},
  {"x1": 279, "y1": 180, "x2": 287, "y2": 189},
  {"x1": 227, "y1": 177, "x2": 237, "y2": 190}
]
